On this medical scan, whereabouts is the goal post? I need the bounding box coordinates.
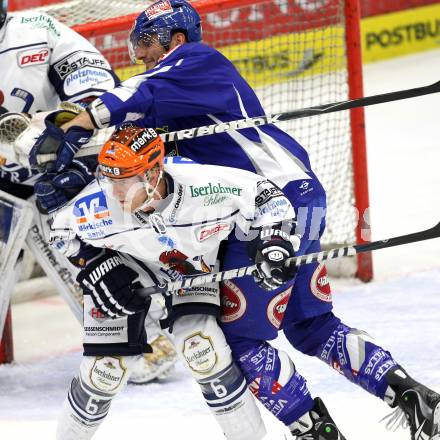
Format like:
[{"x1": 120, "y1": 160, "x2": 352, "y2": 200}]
[
  {"x1": 344, "y1": 0, "x2": 372, "y2": 281},
  {"x1": 0, "y1": 190, "x2": 34, "y2": 363}
]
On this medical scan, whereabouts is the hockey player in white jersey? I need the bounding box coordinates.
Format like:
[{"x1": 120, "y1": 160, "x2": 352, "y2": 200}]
[
  {"x1": 0, "y1": 2, "x2": 176, "y2": 383},
  {"x1": 50, "y1": 125, "x2": 349, "y2": 440}
]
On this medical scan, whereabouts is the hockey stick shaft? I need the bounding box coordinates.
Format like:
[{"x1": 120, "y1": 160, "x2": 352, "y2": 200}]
[
  {"x1": 137, "y1": 221, "x2": 440, "y2": 297},
  {"x1": 73, "y1": 80, "x2": 440, "y2": 158}
]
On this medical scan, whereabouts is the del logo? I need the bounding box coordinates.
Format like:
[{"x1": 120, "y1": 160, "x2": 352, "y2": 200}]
[
  {"x1": 18, "y1": 48, "x2": 49, "y2": 67},
  {"x1": 73, "y1": 191, "x2": 109, "y2": 224},
  {"x1": 197, "y1": 222, "x2": 231, "y2": 242}
]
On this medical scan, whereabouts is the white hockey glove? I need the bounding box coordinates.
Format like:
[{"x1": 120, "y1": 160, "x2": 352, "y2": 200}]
[
  {"x1": 76, "y1": 252, "x2": 150, "y2": 318},
  {"x1": 247, "y1": 222, "x2": 300, "y2": 291}
]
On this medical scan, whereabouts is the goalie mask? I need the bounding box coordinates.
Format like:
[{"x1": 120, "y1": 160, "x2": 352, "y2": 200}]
[
  {"x1": 97, "y1": 126, "x2": 165, "y2": 213},
  {"x1": 128, "y1": 0, "x2": 202, "y2": 63},
  {"x1": 0, "y1": 0, "x2": 7, "y2": 29}
]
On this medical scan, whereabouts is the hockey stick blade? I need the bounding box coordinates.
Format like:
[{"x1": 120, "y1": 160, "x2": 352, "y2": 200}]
[{"x1": 136, "y1": 221, "x2": 440, "y2": 297}]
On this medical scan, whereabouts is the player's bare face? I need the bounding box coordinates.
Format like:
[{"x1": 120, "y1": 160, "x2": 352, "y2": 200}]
[
  {"x1": 135, "y1": 35, "x2": 166, "y2": 70},
  {"x1": 110, "y1": 170, "x2": 165, "y2": 213}
]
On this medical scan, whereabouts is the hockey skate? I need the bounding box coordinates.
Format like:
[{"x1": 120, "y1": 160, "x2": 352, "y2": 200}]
[
  {"x1": 128, "y1": 335, "x2": 178, "y2": 385},
  {"x1": 290, "y1": 397, "x2": 346, "y2": 440},
  {"x1": 382, "y1": 367, "x2": 440, "y2": 440}
]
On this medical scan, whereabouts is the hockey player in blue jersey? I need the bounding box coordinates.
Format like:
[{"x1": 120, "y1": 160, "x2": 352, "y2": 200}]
[{"x1": 30, "y1": 1, "x2": 440, "y2": 439}]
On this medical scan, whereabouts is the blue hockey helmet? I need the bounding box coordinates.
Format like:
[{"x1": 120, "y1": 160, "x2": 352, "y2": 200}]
[
  {"x1": 0, "y1": 0, "x2": 7, "y2": 29},
  {"x1": 128, "y1": 0, "x2": 202, "y2": 62}
]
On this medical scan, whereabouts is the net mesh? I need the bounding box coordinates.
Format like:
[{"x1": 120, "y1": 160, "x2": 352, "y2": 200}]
[{"x1": 24, "y1": 0, "x2": 357, "y2": 247}]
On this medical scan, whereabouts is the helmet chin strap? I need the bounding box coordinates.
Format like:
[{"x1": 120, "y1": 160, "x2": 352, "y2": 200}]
[{"x1": 134, "y1": 169, "x2": 164, "y2": 214}]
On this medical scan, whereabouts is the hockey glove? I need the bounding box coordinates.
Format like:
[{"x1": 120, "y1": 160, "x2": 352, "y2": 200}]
[
  {"x1": 34, "y1": 159, "x2": 96, "y2": 214},
  {"x1": 248, "y1": 223, "x2": 300, "y2": 291},
  {"x1": 29, "y1": 111, "x2": 93, "y2": 173},
  {"x1": 76, "y1": 253, "x2": 150, "y2": 319}
]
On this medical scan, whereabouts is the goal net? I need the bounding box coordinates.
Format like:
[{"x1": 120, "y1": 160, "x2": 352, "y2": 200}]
[{"x1": 35, "y1": 0, "x2": 371, "y2": 279}]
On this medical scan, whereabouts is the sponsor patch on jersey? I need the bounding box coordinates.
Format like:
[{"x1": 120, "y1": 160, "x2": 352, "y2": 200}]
[
  {"x1": 310, "y1": 264, "x2": 332, "y2": 302},
  {"x1": 196, "y1": 222, "x2": 232, "y2": 242},
  {"x1": 83, "y1": 295, "x2": 128, "y2": 344},
  {"x1": 73, "y1": 191, "x2": 112, "y2": 239},
  {"x1": 256, "y1": 198, "x2": 289, "y2": 219},
  {"x1": 149, "y1": 212, "x2": 167, "y2": 235},
  {"x1": 20, "y1": 14, "x2": 60, "y2": 37},
  {"x1": 220, "y1": 280, "x2": 247, "y2": 323},
  {"x1": 54, "y1": 51, "x2": 110, "y2": 79},
  {"x1": 74, "y1": 191, "x2": 110, "y2": 224},
  {"x1": 64, "y1": 68, "x2": 113, "y2": 96},
  {"x1": 17, "y1": 47, "x2": 49, "y2": 67},
  {"x1": 189, "y1": 183, "x2": 242, "y2": 198},
  {"x1": 145, "y1": 0, "x2": 173, "y2": 21},
  {"x1": 266, "y1": 286, "x2": 292, "y2": 329},
  {"x1": 90, "y1": 357, "x2": 127, "y2": 392},
  {"x1": 183, "y1": 332, "x2": 217, "y2": 374},
  {"x1": 255, "y1": 180, "x2": 283, "y2": 207},
  {"x1": 168, "y1": 184, "x2": 184, "y2": 223}
]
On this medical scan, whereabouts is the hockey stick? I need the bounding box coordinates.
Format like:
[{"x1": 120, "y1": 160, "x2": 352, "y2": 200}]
[
  {"x1": 3, "y1": 81, "x2": 439, "y2": 164},
  {"x1": 71, "y1": 80, "x2": 440, "y2": 158},
  {"x1": 137, "y1": 221, "x2": 440, "y2": 297}
]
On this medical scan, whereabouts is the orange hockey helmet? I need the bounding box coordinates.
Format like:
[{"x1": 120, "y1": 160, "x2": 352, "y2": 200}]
[{"x1": 98, "y1": 125, "x2": 165, "y2": 179}]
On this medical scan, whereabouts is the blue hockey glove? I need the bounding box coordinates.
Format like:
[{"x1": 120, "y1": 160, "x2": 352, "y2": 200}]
[
  {"x1": 76, "y1": 253, "x2": 151, "y2": 319},
  {"x1": 248, "y1": 223, "x2": 300, "y2": 291},
  {"x1": 34, "y1": 159, "x2": 95, "y2": 214},
  {"x1": 30, "y1": 113, "x2": 93, "y2": 173}
]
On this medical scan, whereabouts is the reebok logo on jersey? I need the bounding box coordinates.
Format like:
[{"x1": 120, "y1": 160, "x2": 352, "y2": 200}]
[
  {"x1": 17, "y1": 48, "x2": 49, "y2": 67},
  {"x1": 189, "y1": 183, "x2": 242, "y2": 198}
]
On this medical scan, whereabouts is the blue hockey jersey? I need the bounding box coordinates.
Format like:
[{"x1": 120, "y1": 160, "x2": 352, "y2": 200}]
[{"x1": 89, "y1": 43, "x2": 323, "y2": 196}]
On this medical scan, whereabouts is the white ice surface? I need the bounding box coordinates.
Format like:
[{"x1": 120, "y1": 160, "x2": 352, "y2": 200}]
[{"x1": 1, "y1": 49, "x2": 440, "y2": 439}]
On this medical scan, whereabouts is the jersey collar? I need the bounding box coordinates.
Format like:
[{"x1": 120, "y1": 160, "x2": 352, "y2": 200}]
[{"x1": 158, "y1": 43, "x2": 184, "y2": 63}]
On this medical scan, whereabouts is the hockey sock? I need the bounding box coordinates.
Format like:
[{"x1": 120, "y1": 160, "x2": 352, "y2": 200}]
[
  {"x1": 314, "y1": 322, "x2": 398, "y2": 399},
  {"x1": 56, "y1": 355, "x2": 138, "y2": 440},
  {"x1": 237, "y1": 342, "x2": 314, "y2": 426}
]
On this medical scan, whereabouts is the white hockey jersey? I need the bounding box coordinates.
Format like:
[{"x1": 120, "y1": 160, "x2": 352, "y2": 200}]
[
  {"x1": 50, "y1": 158, "x2": 296, "y2": 290},
  {"x1": 0, "y1": 11, "x2": 116, "y2": 113},
  {"x1": 0, "y1": 11, "x2": 117, "y2": 184}
]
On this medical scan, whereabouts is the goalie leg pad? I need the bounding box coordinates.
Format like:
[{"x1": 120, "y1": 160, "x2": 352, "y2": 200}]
[
  {"x1": 56, "y1": 355, "x2": 138, "y2": 440},
  {"x1": 315, "y1": 322, "x2": 398, "y2": 399},
  {"x1": 237, "y1": 342, "x2": 314, "y2": 426},
  {"x1": 173, "y1": 315, "x2": 266, "y2": 440}
]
